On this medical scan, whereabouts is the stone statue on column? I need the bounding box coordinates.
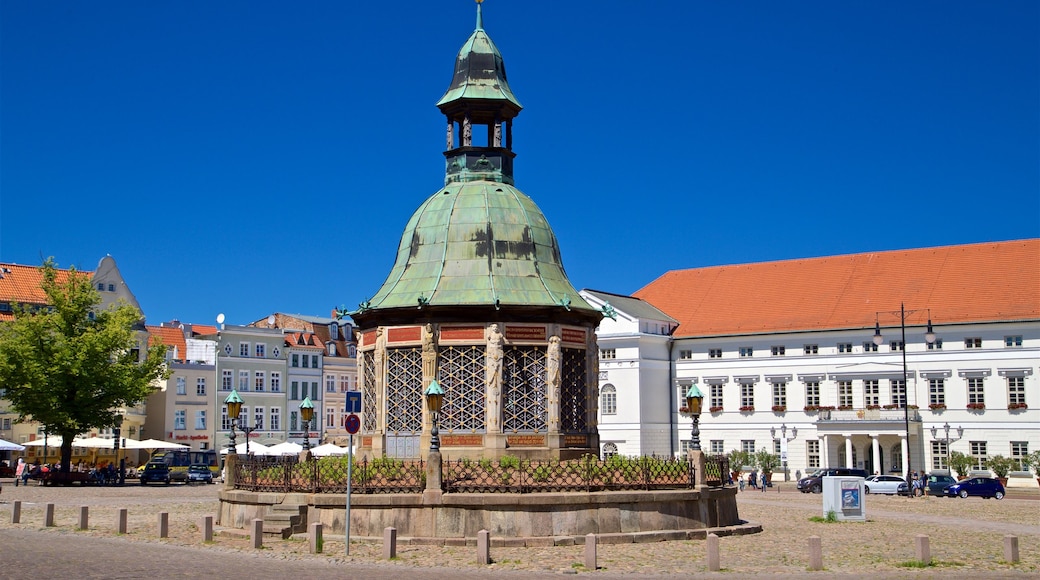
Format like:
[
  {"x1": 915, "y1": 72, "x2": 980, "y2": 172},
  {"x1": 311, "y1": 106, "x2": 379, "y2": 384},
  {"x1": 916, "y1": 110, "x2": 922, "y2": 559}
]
[
  {"x1": 421, "y1": 323, "x2": 438, "y2": 386},
  {"x1": 463, "y1": 115, "x2": 472, "y2": 147},
  {"x1": 493, "y1": 119, "x2": 502, "y2": 147},
  {"x1": 374, "y1": 327, "x2": 386, "y2": 432},
  {"x1": 446, "y1": 120, "x2": 454, "y2": 150},
  {"x1": 546, "y1": 335, "x2": 562, "y2": 431},
  {"x1": 485, "y1": 323, "x2": 504, "y2": 432}
]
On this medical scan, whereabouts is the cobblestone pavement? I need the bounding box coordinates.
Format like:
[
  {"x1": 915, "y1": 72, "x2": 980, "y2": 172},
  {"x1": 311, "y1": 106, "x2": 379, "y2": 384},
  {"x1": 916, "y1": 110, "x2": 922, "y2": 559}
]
[{"x1": 1, "y1": 480, "x2": 1037, "y2": 578}]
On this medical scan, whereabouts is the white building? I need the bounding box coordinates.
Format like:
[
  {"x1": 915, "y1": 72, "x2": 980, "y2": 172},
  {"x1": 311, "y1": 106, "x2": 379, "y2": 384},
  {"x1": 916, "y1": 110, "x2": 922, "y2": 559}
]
[{"x1": 586, "y1": 239, "x2": 1039, "y2": 480}]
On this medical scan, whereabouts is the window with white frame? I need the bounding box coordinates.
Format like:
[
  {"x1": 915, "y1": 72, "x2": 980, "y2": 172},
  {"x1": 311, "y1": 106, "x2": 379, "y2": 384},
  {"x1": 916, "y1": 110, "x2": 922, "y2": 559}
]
[
  {"x1": 221, "y1": 370, "x2": 233, "y2": 391},
  {"x1": 964, "y1": 337, "x2": 982, "y2": 349},
  {"x1": 931, "y1": 440, "x2": 948, "y2": 470},
  {"x1": 709, "y1": 384, "x2": 723, "y2": 410},
  {"x1": 804, "y1": 344, "x2": 818, "y2": 355},
  {"x1": 864, "y1": 380, "x2": 879, "y2": 407},
  {"x1": 327, "y1": 407, "x2": 335, "y2": 428},
  {"x1": 890, "y1": 341, "x2": 904, "y2": 352},
  {"x1": 302, "y1": 354, "x2": 310, "y2": 368},
  {"x1": 174, "y1": 410, "x2": 186, "y2": 430},
  {"x1": 254, "y1": 371, "x2": 265, "y2": 392},
  {"x1": 328, "y1": 343, "x2": 337, "y2": 356},
  {"x1": 289, "y1": 411, "x2": 298, "y2": 431},
  {"x1": 805, "y1": 382, "x2": 820, "y2": 407},
  {"x1": 291, "y1": 381, "x2": 299, "y2": 400},
  {"x1": 970, "y1": 441, "x2": 987, "y2": 470},
  {"x1": 600, "y1": 384, "x2": 617, "y2": 415},
  {"x1": 740, "y1": 440, "x2": 755, "y2": 454},
  {"x1": 254, "y1": 407, "x2": 265, "y2": 430},
  {"x1": 270, "y1": 407, "x2": 280, "y2": 431},
  {"x1": 710, "y1": 440, "x2": 724, "y2": 454},
  {"x1": 1007, "y1": 376, "x2": 1025, "y2": 405},
  {"x1": 270, "y1": 372, "x2": 281, "y2": 393},
  {"x1": 679, "y1": 350, "x2": 693, "y2": 360},
  {"x1": 708, "y1": 348, "x2": 722, "y2": 358},
  {"x1": 739, "y1": 347, "x2": 753, "y2": 358},
  {"x1": 967, "y1": 377, "x2": 985, "y2": 406},
  {"x1": 807, "y1": 440, "x2": 820, "y2": 468},
  {"x1": 195, "y1": 410, "x2": 206, "y2": 430},
  {"x1": 311, "y1": 382, "x2": 319, "y2": 400},
  {"x1": 255, "y1": 343, "x2": 265, "y2": 358},
  {"x1": 929, "y1": 379, "x2": 945, "y2": 407},
  {"x1": 221, "y1": 407, "x2": 231, "y2": 430},
  {"x1": 773, "y1": 439, "x2": 781, "y2": 455},
  {"x1": 196, "y1": 378, "x2": 206, "y2": 396},
  {"x1": 176, "y1": 377, "x2": 186, "y2": 395},
  {"x1": 771, "y1": 346, "x2": 785, "y2": 356},
  {"x1": 603, "y1": 442, "x2": 619, "y2": 457},
  {"x1": 239, "y1": 342, "x2": 249, "y2": 357},
  {"x1": 837, "y1": 343, "x2": 853, "y2": 353},
  {"x1": 1011, "y1": 442, "x2": 1028, "y2": 470},
  {"x1": 862, "y1": 341, "x2": 878, "y2": 352},
  {"x1": 772, "y1": 382, "x2": 787, "y2": 408},
  {"x1": 340, "y1": 375, "x2": 350, "y2": 392},
  {"x1": 927, "y1": 339, "x2": 943, "y2": 350},
  {"x1": 891, "y1": 379, "x2": 906, "y2": 407},
  {"x1": 238, "y1": 370, "x2": 248, "y2": 390},
  {"x1": 326, "y1": 375, "x2": 336, "y2": 393},
  {"x1": 1004, "y1": 335, "x2": 1023, "y2": 348},
  {"x1": 291, "y1": 354, "x2": 299, "y2": 367},
  {"x1": 740, "y1": 383, "x2": 754, "y2": 409},
  {"x1": 838, "y1": 381, "x2": 853, "y2": 408},
  {"x1": 599, "y1": 349, "x2": 616, "y2": 359}
]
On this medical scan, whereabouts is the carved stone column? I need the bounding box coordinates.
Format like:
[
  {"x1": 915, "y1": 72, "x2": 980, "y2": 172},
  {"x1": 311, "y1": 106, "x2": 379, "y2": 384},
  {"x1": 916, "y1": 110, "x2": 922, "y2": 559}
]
[
  {"x1": 546, "y1": 335, "x2": 562, "y2": 432},
  {"x1": 485, "y1": 324, "x2": 503, "y2": 434}
]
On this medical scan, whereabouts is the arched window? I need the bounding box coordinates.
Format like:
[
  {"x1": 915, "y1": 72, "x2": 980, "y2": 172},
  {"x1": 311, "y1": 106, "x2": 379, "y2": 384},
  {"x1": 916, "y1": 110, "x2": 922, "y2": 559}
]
[
  {"x1": 603, "y1": 442, "x2": 618, "y2": 458},
  {"x1": 601, "y1": 384, "x2": 617, "y2": 415}
]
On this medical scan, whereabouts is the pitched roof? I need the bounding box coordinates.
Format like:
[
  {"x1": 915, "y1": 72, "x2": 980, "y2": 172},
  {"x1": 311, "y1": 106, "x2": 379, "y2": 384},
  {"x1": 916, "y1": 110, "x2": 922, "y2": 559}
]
[
  {"x1": 0, "y1": 263, "x2": 93, "y2": 321},
  {"x1": 582, "y1": 289, "x2": 677, "y2": 323},
  {"x1": 634, "y1": 239, "x2": 1040, "y2": 338},
  {"x1": 146, "y1": 325, "x2": 188, "y2": 362}
]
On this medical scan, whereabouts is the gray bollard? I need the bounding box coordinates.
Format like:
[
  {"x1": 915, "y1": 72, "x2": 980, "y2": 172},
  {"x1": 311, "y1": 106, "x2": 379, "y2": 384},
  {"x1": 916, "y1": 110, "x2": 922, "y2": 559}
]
[
  {"x1": 251, "y1": 518, "x2": 263, "y2": 549},
  {"x1": 309, "y1": 522, "x2": 323, "y2": 554},
  {"x1": 12, "y1": 501, "x2": 21, "y2": 524},
  {"x1": 1003, "y1": 535, "x2": 1019, "y2": 563},
  {"x1": 79, "y1": 506, "x2": 89, "y2": 530},
  {"x1": 117, "y1": 508, "x2": 128, "y2": 534},
  {"x1": 706, "y1": 533, "x2": 721, "y2": 572},
  {"x1": 201, "y1": 515, "x2": 214, "y2": 542},
  {"x1": 383, "y1": 526, "x2": 397, "y2": 559},
  {"x1": 477, "y1": 529, "x2": 491, "y2": 565},
  {"x1": 44, "y1": 503, "x2": 55, "y2": 527},
  {"x1": 584, "y1": 533, "x2": 597, "y2": 570},
  {"x1": 158, "y1": 512, "x2": 169, "y2": 538},
  {"x1": 915, "y1": 534, "x2": 930, "y2": 565},
  {"x1": 808, "y1": 535, "x2": 823, "y2": 571}
]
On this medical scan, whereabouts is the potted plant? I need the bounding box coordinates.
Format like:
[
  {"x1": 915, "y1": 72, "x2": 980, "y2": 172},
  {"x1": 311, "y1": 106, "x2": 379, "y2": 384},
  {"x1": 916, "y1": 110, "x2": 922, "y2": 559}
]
[
  {"x1": 949, "y1": 451, "x2": 973, "y2": 480},
  {"x1": 753, "y1": 448, "x2": 781, "y2": 486},
  {"x1": 987, "y1": 454, "x2": 1015, "y2": 486},
  {"x1": 1025, "y1": 450, "x2": 1040, "y2": 485},
  {"x1": 727, "y1": 449, "x2": 753, "y2": 485}
]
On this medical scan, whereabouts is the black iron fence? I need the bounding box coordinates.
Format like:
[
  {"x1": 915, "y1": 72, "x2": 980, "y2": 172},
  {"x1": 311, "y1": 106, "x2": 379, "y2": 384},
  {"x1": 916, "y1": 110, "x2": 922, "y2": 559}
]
[{"x1": 232, "y1": 454, "x2": 732, "y2": 494}]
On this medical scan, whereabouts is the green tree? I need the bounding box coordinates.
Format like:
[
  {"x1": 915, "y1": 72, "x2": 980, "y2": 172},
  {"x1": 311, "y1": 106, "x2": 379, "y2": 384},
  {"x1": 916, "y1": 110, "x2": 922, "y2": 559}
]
[
  {"x1": 986, "y1": 455, "x2": 1015, "y2": 478},
  {"x1": 948, "y1": 450, "x2": 974, "y2": 479},
  {"x1": 1024, "y1": 450, "x2": 1040, "y2": 475},
  {"x1": 0, "y1": 259, "x2": 168, "y2": 474},
  {"x1": 754, "y1": 448, "x2": 781, "y2": 474},
  {"x1": 727, "y1": 449, "x2": 754, "y2": 473}
]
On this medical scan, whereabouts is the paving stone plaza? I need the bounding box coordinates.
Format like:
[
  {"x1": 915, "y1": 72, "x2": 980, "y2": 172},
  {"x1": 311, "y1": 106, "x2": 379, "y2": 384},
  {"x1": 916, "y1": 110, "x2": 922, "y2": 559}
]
[{"x1": 1, "y1": 481, "x2": 1036, "y2": 578}]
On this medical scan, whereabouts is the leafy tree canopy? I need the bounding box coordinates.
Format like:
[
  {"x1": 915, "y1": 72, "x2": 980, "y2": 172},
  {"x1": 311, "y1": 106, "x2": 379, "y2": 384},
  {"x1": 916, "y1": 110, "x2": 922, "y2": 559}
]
[{"x1": 0, "y1": 259, "x2": 168, "y2": 472}]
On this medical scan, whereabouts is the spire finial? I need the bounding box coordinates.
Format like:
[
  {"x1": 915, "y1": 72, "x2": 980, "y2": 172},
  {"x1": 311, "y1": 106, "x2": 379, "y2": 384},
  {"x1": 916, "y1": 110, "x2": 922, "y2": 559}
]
[{"x1": 475, "y1": 0, "x2": 484, "y2": 30}]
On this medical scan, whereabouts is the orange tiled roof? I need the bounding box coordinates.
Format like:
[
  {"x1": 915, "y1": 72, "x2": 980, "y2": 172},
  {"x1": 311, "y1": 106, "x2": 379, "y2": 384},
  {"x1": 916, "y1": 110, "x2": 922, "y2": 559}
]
[
  {"x1": 0, "y1": 263, "x2": 94, "y2": 321},
  {"x1": 286, "y1": 332, "x2": 323, "y2": 349},
  {"x1": 633, "y1": 239, "x2": 1040, "y2": 338},
  {"x1": 146, "y1": 325, "x2": 188, "y2": 362},
  {"x1": 190, "y1": 324, "x2": 218, "y2": 337}
]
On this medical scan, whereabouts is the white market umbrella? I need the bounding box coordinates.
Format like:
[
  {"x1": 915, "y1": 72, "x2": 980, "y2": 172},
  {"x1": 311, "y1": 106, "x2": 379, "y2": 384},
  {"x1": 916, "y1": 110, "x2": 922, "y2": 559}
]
[
  {"x1": 22, "y1": 436, "x2": 79, "y2": 447},
  {"x1": 220, "y1": 442, "x2": 270, "y2": 456},
  {"x1": 123, "y1": 438, "x2": 188, "y2": 450},
  {"x1": 0, "y1": 438, "x2": 25, "y2": 451},
  {"x1": 266, "y1": 441, "x2": 303, "y2": 456},
  {"x1": 72, "y1": 436, "x2": 119, "y2": 448},
  {"x1": 310, "y1": 443, "x2": 350, "y2": 457}
]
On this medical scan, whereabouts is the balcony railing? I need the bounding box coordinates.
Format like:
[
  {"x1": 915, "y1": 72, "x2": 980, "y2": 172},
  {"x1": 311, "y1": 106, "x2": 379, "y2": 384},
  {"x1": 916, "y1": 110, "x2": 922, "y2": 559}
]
[{"x1": 818, "y1": 408, "x2": 921, "y2": 422}]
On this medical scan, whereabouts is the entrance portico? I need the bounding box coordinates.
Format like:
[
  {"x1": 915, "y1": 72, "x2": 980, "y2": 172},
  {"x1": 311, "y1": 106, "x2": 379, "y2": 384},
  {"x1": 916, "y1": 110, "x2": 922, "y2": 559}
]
[{"x1": 816, "y1": 408, "x2": 922, "y2": 475}]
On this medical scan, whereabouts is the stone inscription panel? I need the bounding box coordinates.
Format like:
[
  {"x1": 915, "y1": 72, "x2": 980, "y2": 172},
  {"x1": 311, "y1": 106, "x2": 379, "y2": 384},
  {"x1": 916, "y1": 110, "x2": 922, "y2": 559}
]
[
  {"x1": 387, "y1": 326, "x2": 421, "y2": 343},
  {"x1": 564, "y1": 435, "x2": 588, "y2": 447},
  {"x1": 442, "y1": 434, "x2": 484, "y2": 447},
  {"x1": 440, "y1": 326, "x2": 485, "y2": 341},
  {"x1": 561, "y1": 328, "x2": 586, "y2": 344},
  {"x1": 506, "y1": 435, "x2": 546, "y2": 447},
  {"x1": 506, "y1": 326, "x2": 546, "y2": 341}
]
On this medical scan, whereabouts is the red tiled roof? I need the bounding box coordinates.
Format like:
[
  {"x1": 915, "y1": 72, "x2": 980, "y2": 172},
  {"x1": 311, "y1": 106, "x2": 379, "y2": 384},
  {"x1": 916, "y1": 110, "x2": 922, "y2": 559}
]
[
  {"x1": 0, "y1": 263, "x2": 94, "y2": 321},
  {"x1": 286, "y1": 332, "x2": 323, "y2": 349},
  {"x1": 146, "y1": 325, "x2": 188, "y2": 362},
  {"x1": 190, "y1": 324, "x2": 218, "y2": 337},
  {"x1": 634, "y1": 239, "x2": 1040, "y2": 338}
]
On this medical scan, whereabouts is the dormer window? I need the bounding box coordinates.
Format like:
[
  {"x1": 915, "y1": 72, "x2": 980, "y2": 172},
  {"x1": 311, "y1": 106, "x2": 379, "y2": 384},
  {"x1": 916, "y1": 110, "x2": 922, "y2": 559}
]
[
  {"x1": 330, "y1": 323, "x2": 339, "y2": 340},
  {"x1": 328, "y1": 342, "x2": 337, "y2": 356}
]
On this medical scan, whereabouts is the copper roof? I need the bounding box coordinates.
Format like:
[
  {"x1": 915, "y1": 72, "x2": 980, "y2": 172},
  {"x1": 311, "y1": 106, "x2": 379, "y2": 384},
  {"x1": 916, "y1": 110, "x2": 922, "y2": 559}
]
[{"x1": 634, "y1": 239, "x2": 1040, "y2": 338}]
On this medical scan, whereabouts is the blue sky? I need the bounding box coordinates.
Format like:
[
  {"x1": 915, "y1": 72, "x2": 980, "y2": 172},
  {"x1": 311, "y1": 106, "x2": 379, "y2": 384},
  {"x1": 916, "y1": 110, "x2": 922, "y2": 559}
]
[{"x1": 2, "y1": 1, "x2": 1037, "y2": 327}]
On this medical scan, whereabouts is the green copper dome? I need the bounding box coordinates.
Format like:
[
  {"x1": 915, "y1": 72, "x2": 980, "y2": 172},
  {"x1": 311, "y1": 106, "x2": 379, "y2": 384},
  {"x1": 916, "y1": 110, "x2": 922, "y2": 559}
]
[
  {"x1": 436, "y1": 2, "x2": 522, "y2": 116},
  {"x1": 364, "y1": 181, "x2": 595, "y2": 314}
]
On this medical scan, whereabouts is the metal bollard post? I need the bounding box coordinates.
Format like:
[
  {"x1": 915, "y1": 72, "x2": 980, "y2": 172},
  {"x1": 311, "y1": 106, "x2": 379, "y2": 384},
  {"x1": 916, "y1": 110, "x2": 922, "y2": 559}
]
[
  {"x1": 78, "y1": 506, "x2": 89, "y2": 530},
  {"x1": 201, "y1": 515, "x2": 214, "y2": 542},
  {"x1": 383, "y1": 526, "x2": 397, "y2": 559},
  {"x1": 1003, "y1": 535, "x2": 1019, "y2": 564},
  {"x1": 477, "y1": 529, "x2": 491, "y2": 565},
  {"x1": 251, "y1": 518, "x2": 263, "y2": 549},
  {"x1": 309, "y1": 522, "x2": 323, "y2": 554},
  {"x1": 706, "y1": 533, "x2": 721, "y2": 571},
  {"x1": 914, "y1": 535, "x2": 930, "y2": 565},
  {"x1": 44, "y1": 503, "x2": 55, "y2": 527},
  {"x1": 12, "y1": 500, "x2": 21, "y2": 524},
  {"x1": 808, "y1": 536, "x2": 823, "y2": 571},
  {"x1": 584, "y1": 533, "x2": 597, "y2": 570},
  {"x1": 117, "y1": 508, "x2": 128, "y2": 534},
  {"x1": 158, "y1": 512, "x2": 169, "y2": 538}
]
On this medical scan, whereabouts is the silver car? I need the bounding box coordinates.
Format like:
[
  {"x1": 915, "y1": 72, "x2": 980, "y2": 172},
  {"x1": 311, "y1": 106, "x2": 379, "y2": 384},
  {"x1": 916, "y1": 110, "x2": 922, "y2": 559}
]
[{"x1": 864, "y1": 475, "x2": 909, "y2": 495}]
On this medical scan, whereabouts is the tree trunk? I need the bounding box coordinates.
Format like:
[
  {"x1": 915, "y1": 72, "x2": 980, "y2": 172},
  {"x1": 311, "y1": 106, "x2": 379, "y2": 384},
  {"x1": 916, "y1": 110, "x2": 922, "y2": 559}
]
[{"x1": 60, "y1": 435, "x2": 75, "y2": 474}]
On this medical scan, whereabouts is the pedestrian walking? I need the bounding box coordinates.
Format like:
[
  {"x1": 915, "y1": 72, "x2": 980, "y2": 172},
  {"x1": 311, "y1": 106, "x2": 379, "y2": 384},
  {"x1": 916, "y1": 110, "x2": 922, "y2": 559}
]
[
  {"x1": 14, "y1": 457, "x2": 26, "y2": 487},
  {"x1": 749, "y1": 469, "x2": 758, "y2": 490},
  {"x1": 760, "y1": 471, "x2": 768, "y2": 492}
]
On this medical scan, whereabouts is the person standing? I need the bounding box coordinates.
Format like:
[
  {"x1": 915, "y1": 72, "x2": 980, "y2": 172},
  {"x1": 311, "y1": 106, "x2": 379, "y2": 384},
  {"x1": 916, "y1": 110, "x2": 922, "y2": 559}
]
[
  {"x1": 14, "y1": 457, "x2": 26, "y2": 487},
  {"x1": 749, "y1": 469, "x2": 758, "y2": 490},
  {"x1": 760, "y1": 470, "x2": 768, "y2": 492}
]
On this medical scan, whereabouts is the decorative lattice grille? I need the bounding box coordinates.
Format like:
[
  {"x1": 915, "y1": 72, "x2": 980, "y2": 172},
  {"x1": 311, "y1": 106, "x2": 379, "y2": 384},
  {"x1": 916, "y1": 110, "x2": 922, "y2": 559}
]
[
  {"x1": 561, "y1": 347, "x2": 587, "y2": 432},
  {"x1": 439, "y1": 345, "x2": 487, "y2": 433},
  {"x1": 503, "y1": 346, "x2": 547, "y2": 433},
  {"x1": 362, "y1": 351, "x2": 377, "y2": 432},
  {"x1": 386, "y1": 348, "x2": 422, "y2": 434}
]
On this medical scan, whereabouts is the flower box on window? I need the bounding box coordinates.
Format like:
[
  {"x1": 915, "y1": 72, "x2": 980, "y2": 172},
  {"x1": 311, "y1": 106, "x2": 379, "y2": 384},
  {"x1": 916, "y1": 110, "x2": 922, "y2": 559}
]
[
  {"x1": 771, "y1": 405, "x2": 786, "y2": 413},
  {"x1": 837, "y1": 405, "x2": 853, "y2": 411},
  {"x1": 1008, "y1": 402, "x2": 1028, "y2": 411},
  {"x1": 739, "y1": 406, "x2": 754, "y2": 413},
  {"x1": 928, "y1": 403, "x2": 947, "y2": 411},
  {"x1": 709, "y1": 406, "x2": 723, "y2": 413},
  {"x1": 866, "y1": 404, "x2": 881, "y2": 410},
  {"x1": 882, "y1": 404, "x2": 900, "y2": 410},
  {"x1": 966, "y1": 403, "x2": 985, "y2": 411},
  {"x1": 907, "y1": 405, "x2": 919, "y2": 410},
  {"x1": 803, "y1": 405, "x2": 820, "y2": 413},
  {"x1": 678, "y1": 406, "x2": 691, "y2": 417},
  {"x1": 819, "y1": 406, "x2": 836, "y2": 411}
]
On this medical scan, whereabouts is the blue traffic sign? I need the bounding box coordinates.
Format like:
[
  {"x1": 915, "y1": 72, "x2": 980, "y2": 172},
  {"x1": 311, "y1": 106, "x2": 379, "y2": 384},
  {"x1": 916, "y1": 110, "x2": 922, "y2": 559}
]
[{"x1": 345, "y1": 391, "x2": 362, "y2": 414}]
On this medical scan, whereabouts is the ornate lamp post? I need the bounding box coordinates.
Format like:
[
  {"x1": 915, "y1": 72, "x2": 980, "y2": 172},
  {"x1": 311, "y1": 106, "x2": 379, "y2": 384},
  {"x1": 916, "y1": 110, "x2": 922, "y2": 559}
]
[
  {"x1": 930, "y1": 422, "x2": 963, "y2": 475},
  {"x1": 873, "y1": 304, "x2": 936, "y2": 495},
  {"x1": 425, "y1": 380, "x2": 444, "y2": 452},
  {"x1": 685, "y1": 384, "x2": 704, "y2": 452},
  {"x1": 299, "y1": 397, "x2": 315, "y2": 451},
  {"x1": 770, "y1": 423, "x2": 798, "y2": 481},
  {"x1": 224, "y1": 390, "x2": 243, "y2": 455}
]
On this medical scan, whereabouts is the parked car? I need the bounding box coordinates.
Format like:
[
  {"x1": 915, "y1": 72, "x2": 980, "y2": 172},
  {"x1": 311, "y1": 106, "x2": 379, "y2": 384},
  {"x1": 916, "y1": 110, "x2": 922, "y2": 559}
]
[
  {"x1": 139, "y1": 462, "x2": 171, "y2": 485},
  {"x1": 924, "y1": 473, "x2": 957, "y2": 495},
  {"x1": 864, "y1": 475, "x2": 909, "y2": 495},
  {"x1": 797, "y1": 468, "x2": 869, "y2": 493},
  {"x1": 941, "y1": 476, "x2": 1005, "y2": 499},
  {"x1": 185, "y1": 464, "x2": 214, "y2": 484}
]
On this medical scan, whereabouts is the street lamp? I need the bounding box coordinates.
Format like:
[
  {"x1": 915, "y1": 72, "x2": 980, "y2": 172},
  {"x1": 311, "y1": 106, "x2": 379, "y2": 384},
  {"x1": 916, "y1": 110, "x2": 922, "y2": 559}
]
[
  {"x1": 770, "y1": 423, "x2": 798, "y2": 481},
  {"x1": 929, "y1": 422, "x2": 963, "y2": 476},
  {"x1": 113, "y1": 414, "x2": 125, "y2": 485},
  {"x1": 685, "y1": 384, "x2": 704, "y2": 452},
  {"x1": 425, "y1": 380, "x2": 444, "y2": 452},
  {"x1": 299, "y1": 397, "x2": 315, "y2": 451},
  {"x1": 224, "y1": 390, "x2": 243, "y2": 455},
  {"x1": 873, "y1": 304, "x2": 936, "y2": 496}
]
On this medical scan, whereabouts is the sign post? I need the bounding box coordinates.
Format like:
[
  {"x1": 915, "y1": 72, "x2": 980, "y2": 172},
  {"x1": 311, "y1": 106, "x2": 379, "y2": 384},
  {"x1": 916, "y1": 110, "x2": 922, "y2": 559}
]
[{"x1": 343, "y1": 391, "x2": 361, "y2": 555}]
